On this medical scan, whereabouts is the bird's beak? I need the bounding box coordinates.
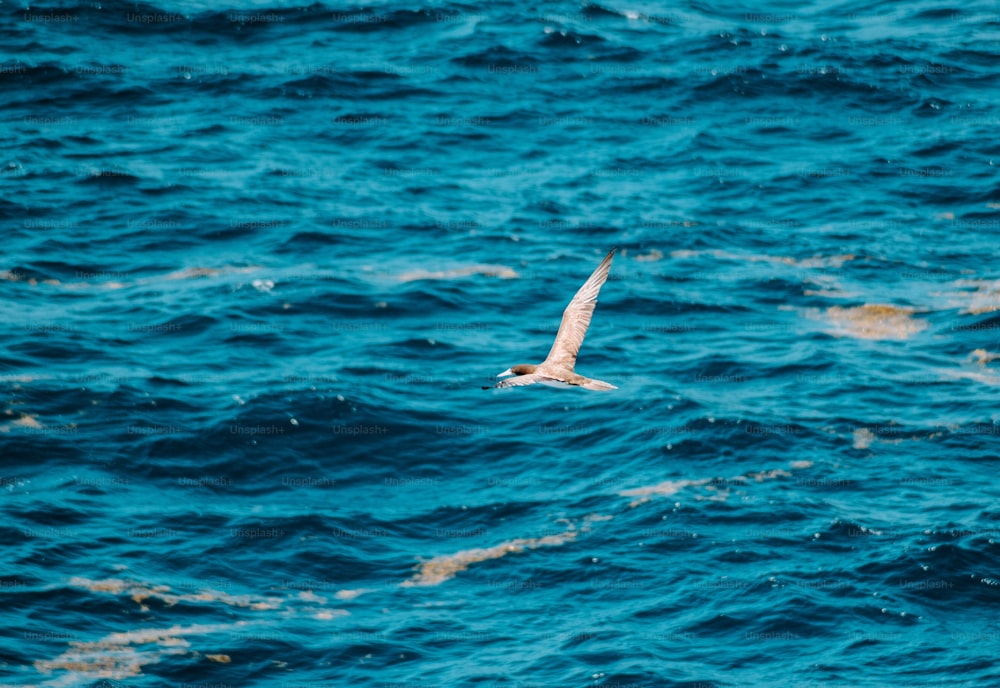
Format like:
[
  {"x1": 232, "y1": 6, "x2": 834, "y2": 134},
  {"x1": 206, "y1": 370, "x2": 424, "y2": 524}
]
[{"x1": 497, "y1": 368, "x2": 514, "y2": 378}]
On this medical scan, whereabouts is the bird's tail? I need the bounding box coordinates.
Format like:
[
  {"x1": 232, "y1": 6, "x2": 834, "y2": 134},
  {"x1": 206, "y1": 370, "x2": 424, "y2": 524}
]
[{"x1": 581, "y1": 378, "x2": 617, "y2": 391}]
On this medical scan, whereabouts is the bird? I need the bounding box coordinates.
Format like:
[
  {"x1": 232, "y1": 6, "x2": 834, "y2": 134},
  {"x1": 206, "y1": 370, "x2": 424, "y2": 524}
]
[{"x1": 484, "y1": 248, "x2": 618, "y2": 391}]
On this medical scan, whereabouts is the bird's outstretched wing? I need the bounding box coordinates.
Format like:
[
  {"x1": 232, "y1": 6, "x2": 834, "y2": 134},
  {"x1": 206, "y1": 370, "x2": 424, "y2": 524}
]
[
  {"x1": 543, "y1": 248, "x2": 616, "y2": 370},
  {"x1": 490, "y1": 374, "x2": 546, "y2": 389}
]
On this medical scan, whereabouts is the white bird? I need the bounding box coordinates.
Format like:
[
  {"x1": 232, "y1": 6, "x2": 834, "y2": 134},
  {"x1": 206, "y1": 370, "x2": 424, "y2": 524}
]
[{"x1": 484, "y1": 248, "x2": 618, "y2": 391}]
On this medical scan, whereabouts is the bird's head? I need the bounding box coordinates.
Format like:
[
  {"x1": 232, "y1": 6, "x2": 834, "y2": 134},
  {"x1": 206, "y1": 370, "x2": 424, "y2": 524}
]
[{"x1": 498, "y1": 364, "x2": 537, "y2": 378}]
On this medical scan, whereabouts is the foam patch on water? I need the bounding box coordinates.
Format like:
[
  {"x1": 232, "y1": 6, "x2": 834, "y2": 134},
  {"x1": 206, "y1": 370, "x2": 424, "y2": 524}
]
[
  {"x1": 398, "y1": 265, "x2": 519, "y2": 281},
  {"x1": 70, "y1": 576, "x2": 284, "y2": 612},
  {"x1": 852, "y1": 426, "x2": 946, "y2": 450},
  {"x1": 971, "y1": 349, "x2": 1000, "y2": 364},
  {"x1": 34, "y1": 622, "x2": 239, "y2": 682},
  {"x1": 0, "y1": 410, "x2": 45, "y2": 433},
  {"x1": 952, "y1": 279, "x2": 1000, "y2": 314},
  {"x1": 68, "y1": 577, "x2": 357, "y2": 619},
  {"x1": 853, "y1": 428, "x2": 876, "y2": 449},
  {"x1": 24, "y1": 576, "x2": 354, "y2": 684},
  {"x1": 620, "y1": 478, "x2": 710, "y2": 502},
  {"x1": 822, "y1": 304, "x2": 928, "y2": 340},
  {"x1": 0, "y1": 270, "x2": 60, "y2": 286},
  {"x1": 1, "y1": 265, "x2": 265, "y2": 291},
  {"x1": 620, "y1": 462, "x2": 806, "y2": 508},
  {"x1": 402, "y1": 529, "x2": 578, "y2": 587},
  {"x1": 634, "y1": 249, "x2": 664, "y2": 262},
  {"x1": 917, "y1": 350, "x2": 1000, "y2": 388},
  {"x1": 670, "y1": 249, "x2": 856, "y2": 269},
  {"x1": 943, "y1": 368, "x2": 1000, "y2": 386}
]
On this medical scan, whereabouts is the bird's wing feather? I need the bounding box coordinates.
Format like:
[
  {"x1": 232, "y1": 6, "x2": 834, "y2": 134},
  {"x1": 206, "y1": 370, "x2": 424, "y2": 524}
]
[
  {"x1": 580, "y1": 377, "x2": 617, "y2": 391},
  {"x1": 543, "y1": 248, "x2": 616, "y2": 369},
  {"x1": 494, "y1": 373, "x2": 546, "y2": 389}
]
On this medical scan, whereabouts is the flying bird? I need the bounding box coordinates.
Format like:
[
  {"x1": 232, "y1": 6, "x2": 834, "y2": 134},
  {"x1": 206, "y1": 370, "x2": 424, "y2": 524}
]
[{"x1": 484, "y1": 248, "x2": 618, "y2": 391}]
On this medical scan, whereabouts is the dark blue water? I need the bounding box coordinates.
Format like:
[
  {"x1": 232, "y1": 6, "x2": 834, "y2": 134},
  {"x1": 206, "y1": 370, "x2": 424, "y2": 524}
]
[{"x1": 3, "y1": 1, "x2": 1000, "y2": 686}]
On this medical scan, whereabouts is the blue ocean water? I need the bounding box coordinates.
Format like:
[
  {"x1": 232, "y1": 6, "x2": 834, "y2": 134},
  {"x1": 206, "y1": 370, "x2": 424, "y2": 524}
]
[{"x1": 3, "y1": 0, "x2": 1000, "y2": 686}]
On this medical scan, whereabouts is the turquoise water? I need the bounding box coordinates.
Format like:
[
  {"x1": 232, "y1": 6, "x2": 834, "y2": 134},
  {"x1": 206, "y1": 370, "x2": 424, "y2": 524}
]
[{"x1": 2, "y1": 1, "x2": 1000, "y2": 686}]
